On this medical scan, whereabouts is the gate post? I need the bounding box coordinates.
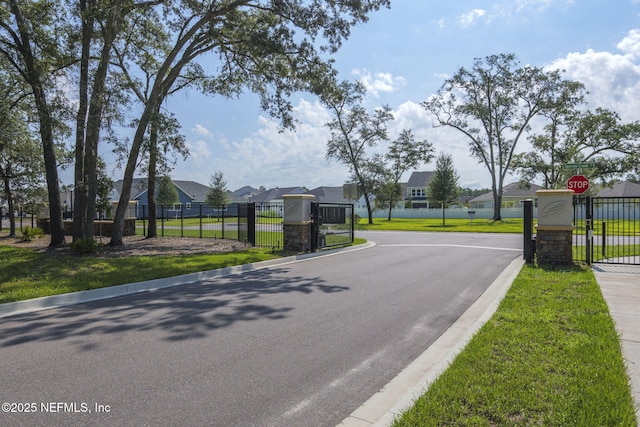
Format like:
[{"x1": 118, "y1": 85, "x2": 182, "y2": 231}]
[
  {"x1": 282, "y1": 194, "x2": 315, "y2": 252},
  {"x1": 535, "y1": 190, "x2": 575, "y2": 265},
  {"x1": 523, "y1": 199, "x2": 535, "y2": 263},
  {"x1": 585, "y1": 196, "x2": 592, "y2": 265},
  {"x1": 247, "y1": 203, "x2": 256, "y2": 245}
]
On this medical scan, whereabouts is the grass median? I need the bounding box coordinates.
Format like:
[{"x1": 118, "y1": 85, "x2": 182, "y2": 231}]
[{"x1": 392, "y1": 264, "x2": 637, "y2": 426}]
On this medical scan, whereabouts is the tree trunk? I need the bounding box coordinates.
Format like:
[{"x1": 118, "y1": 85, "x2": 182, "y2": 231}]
[
  {"x1": 110, "y1": 100, "x2": 158, "y2": 245},
  {"x1": 387, "y1": 205, "x2": 392, "y2": 221},
  {"x1": 72, "y1": 0, "x2": 92, "y2": 242},
  {"x1": 3, "y1": 178, "x2": 16, "y2": 237},
  {"x1": 364, "y1": 195, "x2": 374, "y2": 224},
  {"x1": 442, "y1": 206, "x2": 445, "y2": 226},
  {"x1": 9, "y1": 0, "x2": 65, "y2": 246},
  {"x1": 147, "y1": 107, "x2": 160, "y2": 238},
  {"x1": 493, "y1": 192, "x2": 502, "y2": 221},
  {"x1": 83, "y1": 8, "x2": 121, "y2": 241},
  {"x1": 31, "y1": 82, "x2": 65, "y2": 246}
]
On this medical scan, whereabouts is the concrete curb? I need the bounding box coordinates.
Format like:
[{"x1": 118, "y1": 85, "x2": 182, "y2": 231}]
[
  {"x1": 338, "y1": 256, "x2": 525, "y2": 427},
  {"x1": 0, "y1": 242, "x2": 375, "y2": 319}
]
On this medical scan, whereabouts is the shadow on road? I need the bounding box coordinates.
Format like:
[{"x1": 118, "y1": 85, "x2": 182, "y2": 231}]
[{"x1": 0, "y1": 267, "x2": 349, "y2": 347}]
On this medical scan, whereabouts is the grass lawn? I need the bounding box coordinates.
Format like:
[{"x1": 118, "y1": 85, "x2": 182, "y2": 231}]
[
  {"x1": 0, "y1": 237, "x2": 366, "y2": 304},
  {"x1": 392, "y1": 264, "x2": 637, "y2": 426},
  {"x1": 356, "y1": 217, "x2": 526, "y2": 233},
  {"x1": 0, "y1": 246, "x2": 281, "y2": 304}
]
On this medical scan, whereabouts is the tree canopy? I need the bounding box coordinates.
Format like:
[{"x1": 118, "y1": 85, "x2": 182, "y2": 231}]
[
  {"x1": 423, "y1": 53, "x2": 583, "y2": 220},
  {"x1": 206, "y1": 171, "x2": 230, "y2": 209},
  {"x1": 2, "y1": 0, "x2": 390, "y2": 245},
  {"x1": 513, "y1": 107, "x2": 640, "y2": 189},
  {"x1": 322, "y1": 80, "x2": 394, "y2": 224},
  {"x1": 428, "y1": 153, "x2": 459, "y2": 226}
]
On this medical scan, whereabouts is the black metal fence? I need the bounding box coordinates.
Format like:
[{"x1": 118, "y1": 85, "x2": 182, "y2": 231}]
[
  {"x1": 573, "y1": 196, "x2": 640, "y2": 265},
  {"x1": 311, "y1": 202, "x2": 355, "y2": 251},
  {"x1": 137, "y1": 202, "x2": 284, "y2": 248}
]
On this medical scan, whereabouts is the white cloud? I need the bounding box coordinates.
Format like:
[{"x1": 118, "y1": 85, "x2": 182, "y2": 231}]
[
  {"x1": 548, "y1": 32, "x2": 640, "y2": 121},
  {"x1": 192, "y1": 124, "x2": 213, "y2": 138},
  {"x1": 514, "y1": 0, "x2": 556, "y2": 12},
  {"x1": 185, "y1": 140, "x2": 212, "y2": 164},
  {"x1": 209, "y1": 100, "x2": 347, "y2": 189},
  {"x1": 351, "y1": 69, "x2": 407, "y2": 98},
  {"x1": 459, "y1": 9, "x2": 487, "y2": 27},
  {"x1": 617, "y1": 28, "x2": 640, "y2": 59}
]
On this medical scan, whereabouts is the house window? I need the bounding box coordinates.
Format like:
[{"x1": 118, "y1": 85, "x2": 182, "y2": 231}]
[
  {"x1": 411, "y1": 189, "x2": 425, "y2": 197},
  {"x1": 186, "y1": 203, "x2": 191, "y2": 210}
]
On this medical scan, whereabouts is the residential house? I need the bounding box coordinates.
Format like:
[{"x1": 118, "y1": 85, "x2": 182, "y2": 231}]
[
  {"x1": 252, "y1": 187, "x2": 307, "y2": 204},
  {"x1": 469, "y1": 182, "x2": 542, "y2": 209},
  {"x1": 229, "y1": 186, "x2": 261, "y2": 203},
  {"x1": 594, "y1": 180, "x2": 640, "y2": 197},
  {"x1": 305, "y1": 186, "x2": 353, "y2": 203},
  {"x1": 405, "y1": 171, "x2": 434, "y2": 208},
  {"x1": 112, "y1": 178, "x2": 212, "y2": 218}
]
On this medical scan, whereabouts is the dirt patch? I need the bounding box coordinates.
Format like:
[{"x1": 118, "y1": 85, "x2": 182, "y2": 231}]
[{"x1": 0, "y1": 233, "x2": 249, "y2": 258}]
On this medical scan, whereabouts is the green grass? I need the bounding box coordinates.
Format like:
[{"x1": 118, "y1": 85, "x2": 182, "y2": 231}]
[
  {"x1": 575, "y1": 219, "x2": 640, "y2": 236},
  {"x1": 356, "y1": 217, "x2": 526, "y2": 233},
  {"x1": 574, "y1": 244, "x2": 640, "y2": 263},
  {"x1": 0, "y1": 236, "x2": 364, "y2": 303},
  {"x1": 392, "y1": 264, "x2": 637, "y2": 426},
  {"x1": 0, "y1": 245, "x2": 281, "y2": 304}
]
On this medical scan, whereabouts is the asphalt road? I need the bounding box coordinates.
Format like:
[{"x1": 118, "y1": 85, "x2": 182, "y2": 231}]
[{"x1": 0, "y1": 231, "x2": 521, "y2": 427}]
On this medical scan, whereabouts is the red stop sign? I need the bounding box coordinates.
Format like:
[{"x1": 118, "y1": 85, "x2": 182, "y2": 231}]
[{"x1": 568, "y1": 175, "x2": 589, "y2": 194}]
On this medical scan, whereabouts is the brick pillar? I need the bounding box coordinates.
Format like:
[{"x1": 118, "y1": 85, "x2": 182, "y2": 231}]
[
  {"x1": 535, "y1": 190, "x2": 575, "y2": 266},
  {"x1": 536, "y1": 227, "x2": 574, "y2": 265},
  {"x1": 282, "y1": 194, "x2": 315, "y2": 252},
  {"x1": 283, "y1": 223, "x2": 312, "y2": 252}
]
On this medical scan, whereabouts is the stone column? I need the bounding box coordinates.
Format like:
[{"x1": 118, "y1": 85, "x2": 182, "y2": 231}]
[
  {"x1": 282, "y1": 194, "x2": 315, "y2": 252},
  {"x1": 535, "y1": 190, "x2": 575, "y2": 266}
]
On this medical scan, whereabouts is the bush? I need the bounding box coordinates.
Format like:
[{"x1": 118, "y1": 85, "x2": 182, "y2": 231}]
[
  {"x1": 20, "y1": 226, "x2": 45, "y2": 242},
  {"x1": 70, "y1": 238, "x2": 103, "y2": 254}
]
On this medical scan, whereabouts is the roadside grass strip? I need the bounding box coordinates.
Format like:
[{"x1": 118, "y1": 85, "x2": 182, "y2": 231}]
[
  {"x1": 0, "y1": 246, "x2": 280, "y2": 304},
  {"x1": 392, "y1": 264, "x2": 637, "y2": 426}
]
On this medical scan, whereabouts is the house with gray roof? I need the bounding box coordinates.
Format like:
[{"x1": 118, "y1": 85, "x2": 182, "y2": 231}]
[
  {"x1": 469, "y1": 182, "x2": 542, "y2": 209},
  {"x1": 405, "y1": 171, "x2": 434, "y2": 208},
  {"x1": 229, "y1": 186, "x2": 261, "y2": 203},
  {"x1": 594, "y1": 180, "x2": 640, "y2": 197},
  {"x1": 306, "y1": 186, "x2": 353, "y2": 203},
  {"x1": 252, "y1": 187, "x2": 306, "y2": 203},
  {"x1": 112, "y1": 178, "x2": 212, "y2": 205}
]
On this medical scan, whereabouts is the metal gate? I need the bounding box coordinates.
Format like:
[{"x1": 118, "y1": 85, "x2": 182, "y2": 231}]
[
  {"x1": 573, "y1": 196, "x2": 640, "y2": 265},
  {"x1": 310, "y1": 202, "x2": 355, "y2": 252}
]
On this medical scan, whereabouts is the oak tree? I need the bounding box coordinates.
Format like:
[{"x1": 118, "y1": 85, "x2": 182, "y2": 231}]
[{"x1": 423, "y1": 53, "x2": 578, "y2": 220}]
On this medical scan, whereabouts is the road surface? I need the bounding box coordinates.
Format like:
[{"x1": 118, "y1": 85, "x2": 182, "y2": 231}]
[{"x1": 0, "y1": 231, "x2": 521, "y2": 426}]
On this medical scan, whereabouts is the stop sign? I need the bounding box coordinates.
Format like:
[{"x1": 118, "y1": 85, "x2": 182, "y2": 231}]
[{"x1": 567, "y1": 175, "x2": 589, "y2": 194}]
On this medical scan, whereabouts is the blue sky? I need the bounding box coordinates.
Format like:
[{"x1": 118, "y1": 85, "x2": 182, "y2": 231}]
[{"x1": 104, "y1": 1, "x2": 640, "y2": 191}]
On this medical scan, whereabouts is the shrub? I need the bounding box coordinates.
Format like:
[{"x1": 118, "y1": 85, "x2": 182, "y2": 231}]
[
  {"x1": 70, "y1": 238, "x2": 103, "y2": 254},
  {"x1": 20, "y1": 226, "x2": 45, "y2": 242}
]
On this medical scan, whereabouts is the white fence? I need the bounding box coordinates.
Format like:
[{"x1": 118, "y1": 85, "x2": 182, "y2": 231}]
[{"x1": 354, "y1": 207, "x2": 534, "y2": 220}]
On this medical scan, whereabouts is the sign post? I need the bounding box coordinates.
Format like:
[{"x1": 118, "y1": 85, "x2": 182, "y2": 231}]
[{"x1": 567, "y1": 175, "x2": 589, "y2": 194}]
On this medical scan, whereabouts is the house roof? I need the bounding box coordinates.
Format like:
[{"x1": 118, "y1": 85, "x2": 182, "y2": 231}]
[
  {"x1": 113, "y1": 178, "x2": 150, "y2": 200},
  {"x1": 112, "y1": 178, "x2": 212, "y2": 202},
  {"x1": 306, "y1": 186, "x2": 352, "y2": 203},
  {"x1": 229, "y1": 186, "x2": 261, "y2": 203},
  {"x1": 252, "y1": 187, "x2": 306, "y2": 203},
  {"x1": 406, "y1": 171, "x2": 434, "y2": 187},
  {"x1": 173, "y1": 180, "x2": 212, "y2": 202},
  {"x1": 595, "y1": 181, "x2": 640, "y2": 197},
  {"x1": 470, "y1": 182, "x2": 542, "y2": 203}
]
